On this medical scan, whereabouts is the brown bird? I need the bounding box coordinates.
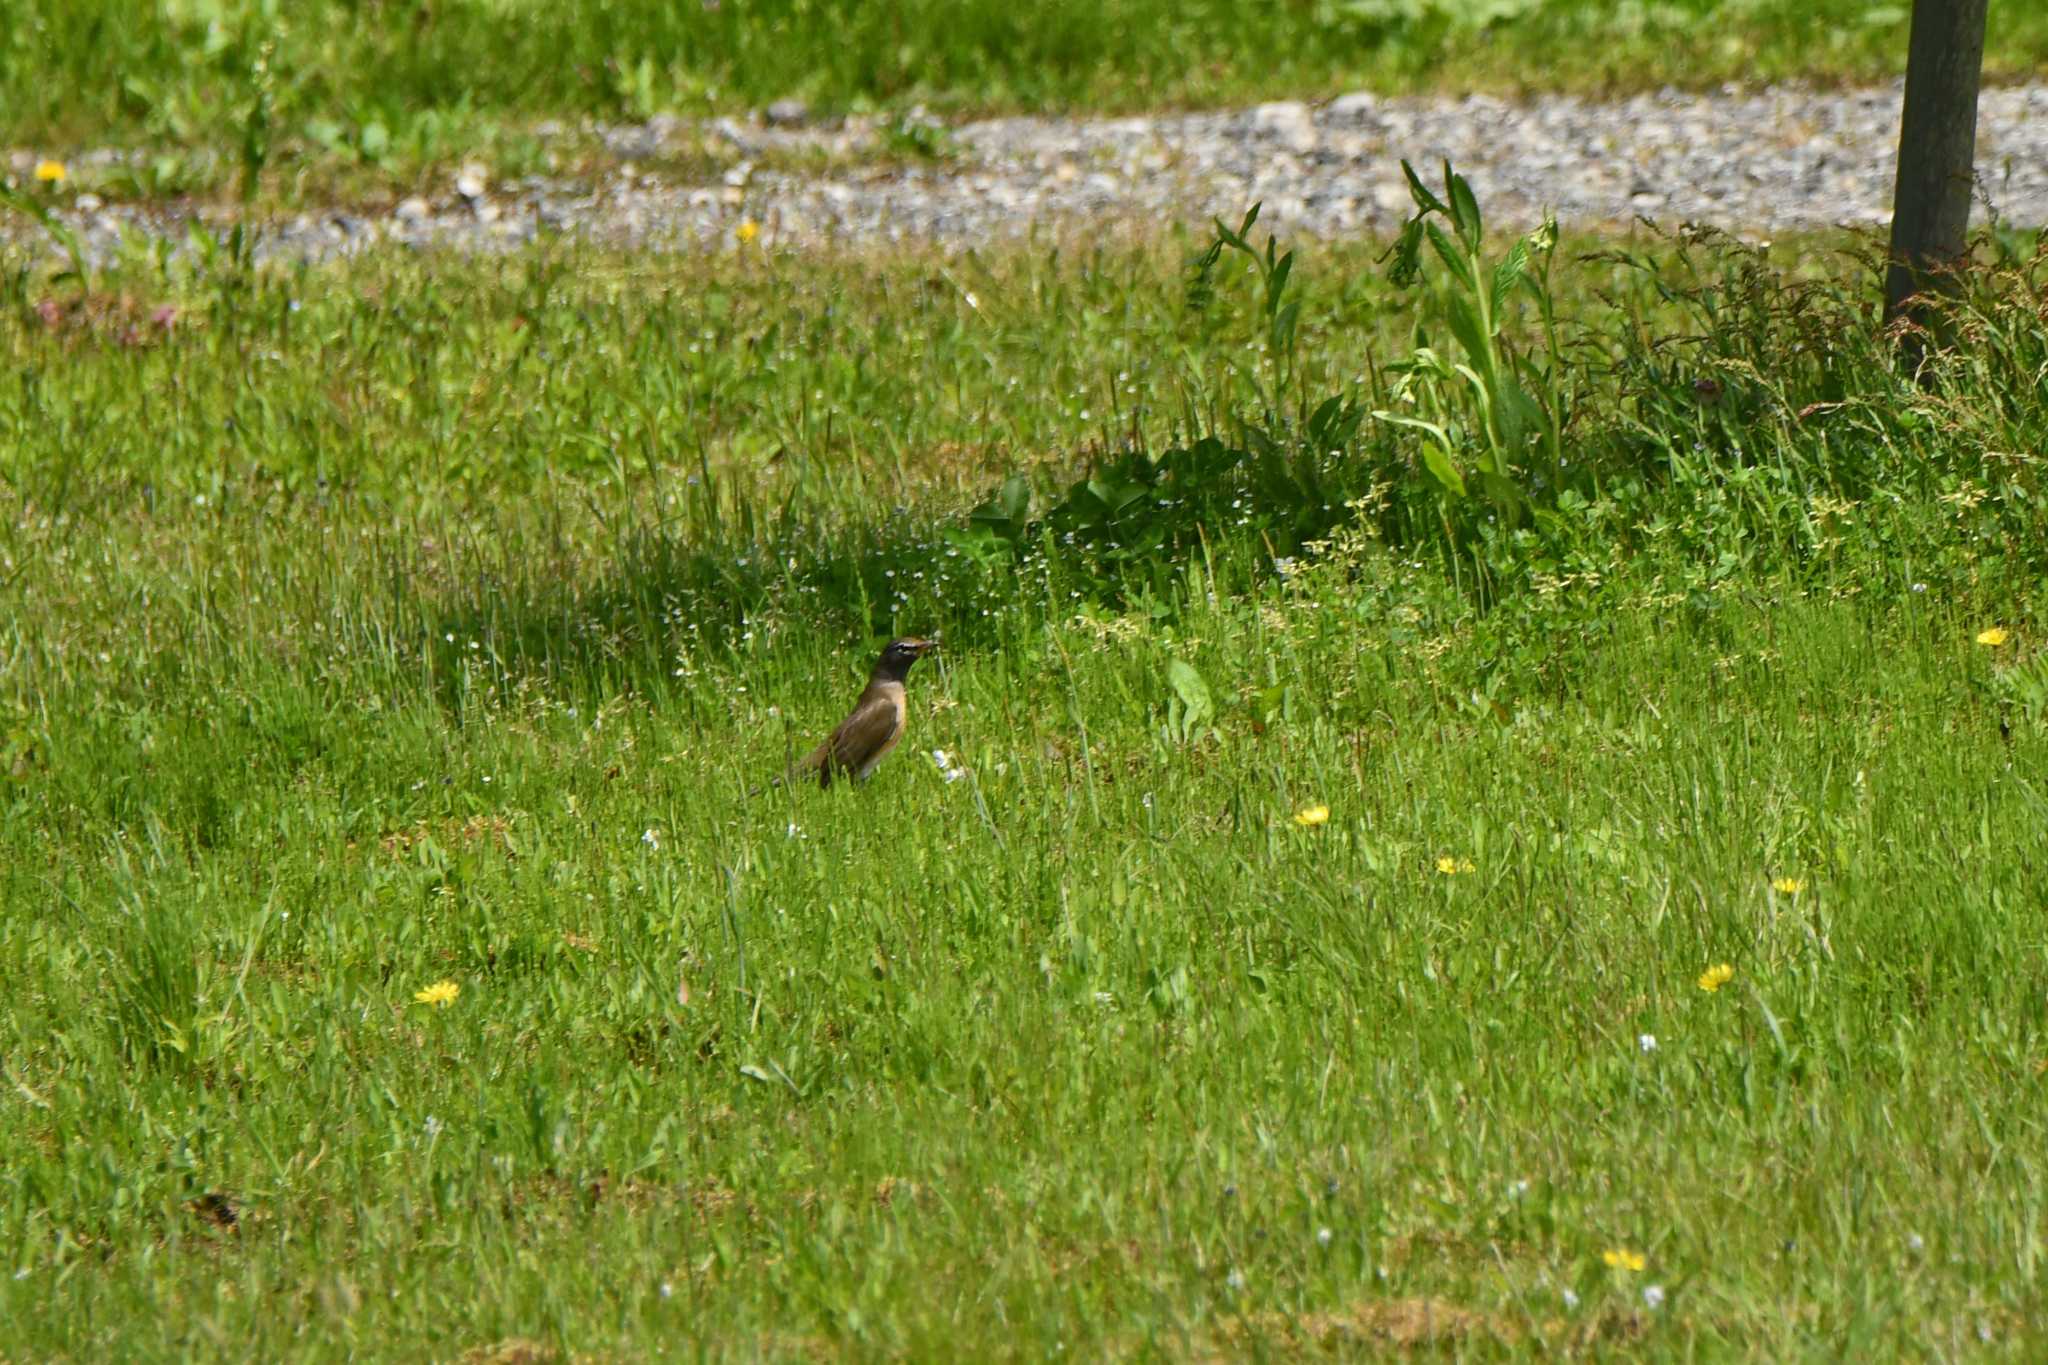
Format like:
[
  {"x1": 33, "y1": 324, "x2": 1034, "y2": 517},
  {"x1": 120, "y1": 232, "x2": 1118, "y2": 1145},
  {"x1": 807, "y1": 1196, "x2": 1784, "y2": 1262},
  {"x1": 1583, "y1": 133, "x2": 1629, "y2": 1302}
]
[{"x1": 758, "y1": 637, "x2": 939, "y2": 792}]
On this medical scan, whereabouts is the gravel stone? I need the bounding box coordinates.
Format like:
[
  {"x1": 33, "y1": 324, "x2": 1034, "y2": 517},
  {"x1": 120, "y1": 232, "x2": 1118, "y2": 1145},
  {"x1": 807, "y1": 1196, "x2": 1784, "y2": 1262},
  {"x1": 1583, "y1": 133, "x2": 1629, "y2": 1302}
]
[
  {"x1": 1326, "y1": 92, "x2": 1380, "y2": 122},
  {"x1": 6, "y1": 82, "x2": 2046, "y2": 266},
  {"x1": 1251, "y1": 101, "x2": 1319, "y2": 156}
]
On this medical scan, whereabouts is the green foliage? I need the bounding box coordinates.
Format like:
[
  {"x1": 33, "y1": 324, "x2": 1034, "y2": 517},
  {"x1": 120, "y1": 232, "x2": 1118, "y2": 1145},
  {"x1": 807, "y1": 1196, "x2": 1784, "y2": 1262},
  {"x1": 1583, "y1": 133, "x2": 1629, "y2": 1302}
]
[
  {"x1": 1376, "y1": 160, "x2": 1566, "y2": 528},
  {"x1": 954, "y1": 210, "x2": 1364, "y2": 604},
  {"x1": 964, "y1": 432, "x2": 1331, "y2": 599}
]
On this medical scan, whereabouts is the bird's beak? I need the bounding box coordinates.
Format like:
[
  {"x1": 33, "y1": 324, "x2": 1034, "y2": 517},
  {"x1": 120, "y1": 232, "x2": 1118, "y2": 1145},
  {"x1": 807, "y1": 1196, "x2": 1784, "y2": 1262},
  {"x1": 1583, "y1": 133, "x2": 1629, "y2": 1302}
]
[{"x1": 913, "y1": 639, "x2": 939, "y2": 656}]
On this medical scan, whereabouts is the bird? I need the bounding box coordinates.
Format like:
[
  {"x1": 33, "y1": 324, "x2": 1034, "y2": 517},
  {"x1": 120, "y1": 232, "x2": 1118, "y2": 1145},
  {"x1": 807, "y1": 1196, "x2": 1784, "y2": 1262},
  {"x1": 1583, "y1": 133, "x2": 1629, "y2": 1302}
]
[{"x1": 756, "y1": 637, "x2": 939, "y2": 792}]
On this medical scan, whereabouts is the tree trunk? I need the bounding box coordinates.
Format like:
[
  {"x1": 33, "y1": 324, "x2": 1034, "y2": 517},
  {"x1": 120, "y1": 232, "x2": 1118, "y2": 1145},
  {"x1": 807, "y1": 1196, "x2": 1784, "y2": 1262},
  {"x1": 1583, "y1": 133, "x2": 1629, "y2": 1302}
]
[{"x1": 1883, "y1": 0, "x2": 1989, "y2": 357}]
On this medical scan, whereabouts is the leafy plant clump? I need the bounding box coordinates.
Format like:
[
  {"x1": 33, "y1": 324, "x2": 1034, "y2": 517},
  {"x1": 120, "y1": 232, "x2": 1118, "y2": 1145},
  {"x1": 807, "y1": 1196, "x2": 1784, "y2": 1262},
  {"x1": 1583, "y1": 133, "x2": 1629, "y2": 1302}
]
[{"x1": 999, "y1": 170, "x2": 2046, "y2": 634}]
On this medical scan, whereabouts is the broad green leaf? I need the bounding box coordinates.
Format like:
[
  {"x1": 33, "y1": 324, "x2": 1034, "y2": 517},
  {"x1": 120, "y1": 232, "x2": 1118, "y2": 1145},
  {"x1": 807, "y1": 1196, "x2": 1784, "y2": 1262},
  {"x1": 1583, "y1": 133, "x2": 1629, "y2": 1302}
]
[
  {"x1": 1371, "y1": 411, "x2": 1454, "y2": 448},
  {"x1": 1442, "y1": 291, "x2": 1490, "y2": 373},
  {"x1": 1266, "y1": 250, "x2": 1294, "y2": 317},
  {"x1": 1167, "y1": 659, "x2": 1215, "y2": 731},
  {"x1": 1271, "y1": 299, "x2": 1300, "y2": 355},
  {"x1": 1214, "y1": 203, "x2": 1260, "y2": 252},
  {"x1": 1419, "y1": 443, "x2": 1468, "y2": 498},
  {"x1": 1450, "y1": 361, "x2": 1489, "y2": 392},
  {"x1": 1400, "y1": 345, "x2": 1454, "y2": 379},
  {"x1": 970, "y1": 472, "x2": 1031, "y2": 534},
  {"x1": 1400, "y1": 159, "x2": 1449, "y2": 215},
  {"x1": 1446, "y1": 161, "x2": 1483, "y2": 252},
  {"x1": 1424, "y1": 222, "x2": 1475, "y2": 293}
]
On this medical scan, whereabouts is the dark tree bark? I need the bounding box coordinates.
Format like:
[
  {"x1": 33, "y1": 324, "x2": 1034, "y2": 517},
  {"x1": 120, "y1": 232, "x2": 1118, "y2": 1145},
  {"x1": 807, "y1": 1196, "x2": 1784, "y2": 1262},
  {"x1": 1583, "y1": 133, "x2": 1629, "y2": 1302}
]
[{"x1": 1884, "y1": 0, "x2": 1989, "y2": 355}]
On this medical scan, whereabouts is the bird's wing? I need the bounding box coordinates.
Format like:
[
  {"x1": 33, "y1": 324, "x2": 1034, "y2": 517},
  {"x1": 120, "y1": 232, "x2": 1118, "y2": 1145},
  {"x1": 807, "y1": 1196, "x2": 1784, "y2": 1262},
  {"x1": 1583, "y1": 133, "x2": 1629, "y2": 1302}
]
[
  {"x1": 822, "y1": 693, "x2": 903, "y2": 780},
  {"x1": 750, "y1": 690, "x2": 902, "y2": 796}
]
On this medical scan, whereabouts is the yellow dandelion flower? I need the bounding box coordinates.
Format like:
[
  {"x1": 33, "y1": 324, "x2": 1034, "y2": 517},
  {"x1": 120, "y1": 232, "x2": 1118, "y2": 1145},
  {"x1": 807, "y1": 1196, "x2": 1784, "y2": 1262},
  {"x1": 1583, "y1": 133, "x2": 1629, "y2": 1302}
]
[
  {"x1": 1602, "y1": 1248, "x2": 1646, "y2": 1273},
  {"x1": 414, "y1": 979, "x2": 460, "y2": 1008},
  {"x1": 1435, "y1": 856, "x2": 1474, "y2": 875},
  {"x1": 1294, "y1": 803, "x2": 1330, "y2": 827},
  {"x1": 1697, "y1": 962, "x2": 1734, "y2": 993},
  {"x1": 1976, "y1": 627, "x2": 2010, "y2": 647},
  {"x1": 734, "y1": 218, "x2": 760, "y2": 245},
  {"x1": 1772, "y1": 876, "x2": 1805, "y2": 895},
  {"x1": 33, "y1": 160, "x2": 67, "y2": 184}
]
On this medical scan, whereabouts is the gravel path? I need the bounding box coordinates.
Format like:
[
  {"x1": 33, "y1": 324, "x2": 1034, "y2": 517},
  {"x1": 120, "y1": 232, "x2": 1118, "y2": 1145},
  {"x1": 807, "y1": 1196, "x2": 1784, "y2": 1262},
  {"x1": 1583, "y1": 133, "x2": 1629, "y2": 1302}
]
[{"x1": 11, "y1": 82, "x2": 2048, "y2": 263}]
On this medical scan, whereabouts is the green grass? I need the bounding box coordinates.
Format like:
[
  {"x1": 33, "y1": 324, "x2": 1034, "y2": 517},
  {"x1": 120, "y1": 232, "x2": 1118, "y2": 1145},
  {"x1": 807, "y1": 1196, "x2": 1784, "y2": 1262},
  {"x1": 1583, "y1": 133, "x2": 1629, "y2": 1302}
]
[
  {"x1": 7, "y1": 0, "x2": 2048, "y2": 207},
  {"x1": 3, "y1": 220, "x2": 2048, "y2": 1357}
]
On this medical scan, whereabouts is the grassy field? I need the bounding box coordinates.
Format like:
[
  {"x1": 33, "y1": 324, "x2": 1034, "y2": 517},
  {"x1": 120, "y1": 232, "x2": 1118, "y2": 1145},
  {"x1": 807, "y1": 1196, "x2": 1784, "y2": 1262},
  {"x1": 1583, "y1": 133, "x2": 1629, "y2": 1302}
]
[
  {"x1": 5, "y1": 0, "x2": 2048, "y2": 208},
  {"x1": 2, "y1": 189, "x2": 2047, "y2": 1358}
]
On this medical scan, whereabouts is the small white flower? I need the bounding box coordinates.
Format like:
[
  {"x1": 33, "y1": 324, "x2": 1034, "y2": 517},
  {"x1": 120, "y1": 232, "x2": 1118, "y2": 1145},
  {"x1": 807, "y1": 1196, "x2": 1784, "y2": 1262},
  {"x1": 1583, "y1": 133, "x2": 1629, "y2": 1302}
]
[
  {"x1": 423, "y1": 1115, "x2": 443, "y2": 1139},
  {"x1": 1642, "y1": 1284, "x2": 1665, "y2": 1310},
  {"x1": 1561, "y1": 1288, "x2": 1579, "y2": 1309},
  {"x1": 785, "y1": 821, "x2": 803, "y2": 839},
  {"x1": 1507, "y1": 1179, "x2": 1531, "y2": 1199},
  {"x1": 1225, "y1": 1269, "x2": 1246, "y2": 1292},
  {"x1": 641, "y1": 828, "x2": 660, "y2": 849},
  {"x1": 1911, "y1": 582, "x2": 1928, "y2": 593},
  {"x1": 1638, "y1": 1033, "x2": 1658, "y2": 1054},
  {"x1": 659, "y1": 1281, "x2": 674, "y2": 1299},
  {"x1": 1907, "y1": 1233, "x2": 1925, "y2": 1253},
  {"x1": 1315, "y1": 1226, "x2": 1333, "y2": 1247}
]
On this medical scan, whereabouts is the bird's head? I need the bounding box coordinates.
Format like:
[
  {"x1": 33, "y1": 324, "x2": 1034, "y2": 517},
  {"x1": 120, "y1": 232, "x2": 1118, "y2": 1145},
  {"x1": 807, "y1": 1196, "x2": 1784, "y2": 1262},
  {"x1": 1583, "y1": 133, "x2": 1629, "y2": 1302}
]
[{"x1": 873, "y1": 636, "x2": 938, "y2": 681}]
